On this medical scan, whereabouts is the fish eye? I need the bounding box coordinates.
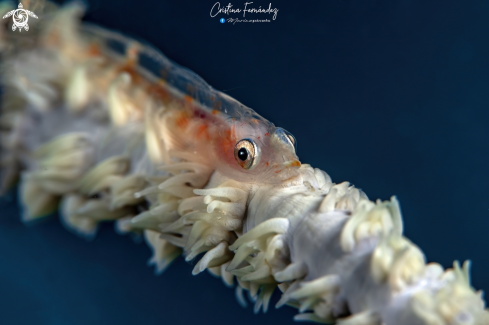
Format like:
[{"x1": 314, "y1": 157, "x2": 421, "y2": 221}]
[{"x1": 234, "y1": 138, "x2": 259, "y2": 170}]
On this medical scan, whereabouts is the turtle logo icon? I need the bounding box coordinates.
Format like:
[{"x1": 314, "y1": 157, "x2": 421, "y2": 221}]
[{"x1": 2, "y1": 3, "x2": 38, "y2": 32}]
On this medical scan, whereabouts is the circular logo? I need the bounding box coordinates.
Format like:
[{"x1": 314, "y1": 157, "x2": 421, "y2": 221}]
[
  {"x1": 220, "y1": 18, "x2": 225, "y2": 23},
  {"x1": 13, "y1": 9, "x2": 28, "y2": 27}
]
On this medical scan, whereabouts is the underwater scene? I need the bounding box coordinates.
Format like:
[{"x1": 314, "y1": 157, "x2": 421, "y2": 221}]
[{"x1": 0, "y1": 0, "x2": 488, "y2": 324}]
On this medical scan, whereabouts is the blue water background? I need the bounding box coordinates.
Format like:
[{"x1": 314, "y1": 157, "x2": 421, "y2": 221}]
[{"x1": 1, "y1": 1, "x2": 489, "y2": 324}]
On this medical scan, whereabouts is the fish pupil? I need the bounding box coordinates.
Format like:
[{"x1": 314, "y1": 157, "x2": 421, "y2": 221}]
[{"x1": 238, "y1": 148, "x2": 248, "y2": 161}]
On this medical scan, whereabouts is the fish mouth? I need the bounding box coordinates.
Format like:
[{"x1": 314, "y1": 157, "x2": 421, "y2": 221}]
[
  {"x1": 258, "y1": 160, "x2": 302, "y2": 184},
  {"x1": 283, "y1": 160, "x2": 301, "y2": 168}
]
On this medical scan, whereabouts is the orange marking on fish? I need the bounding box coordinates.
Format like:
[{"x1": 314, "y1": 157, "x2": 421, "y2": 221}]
[
  {"x1": 147, "y1": 83, "x2": 172, "y2": 104},
  {"x1": 126, "y1": 46, "x2": 139, "y2": 65},
  {"x1": 176, "y1": 114, "x2": 189, "y2": 129},
  {"x1": 288, "y1": 160, "x2": 301, "y2": 167},
  {"x1": 196, "y1": 124, "x2": 210, "y2": 140},
  {"x1": 212, "y1": 109, "x2": 219, "y2": 115},
  {"x1": 88, "y1": 43, "x2": 101, "y2": 56},
  {"x1": 265, "y1": 132, "x2": 270, "y2": 136},
  {"x1": 217, "y1": 129, "x2": 237, "y2": 162}
]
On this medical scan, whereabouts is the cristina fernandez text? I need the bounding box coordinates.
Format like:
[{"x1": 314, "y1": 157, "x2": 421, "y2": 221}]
[{"x1": 210, "y1": 2, "x2": 279, "y2": 20}]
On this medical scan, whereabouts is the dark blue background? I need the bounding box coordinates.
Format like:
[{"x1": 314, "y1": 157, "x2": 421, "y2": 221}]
[{"x1": 1, "y1": 1, "x2": 488, "y2": 324}]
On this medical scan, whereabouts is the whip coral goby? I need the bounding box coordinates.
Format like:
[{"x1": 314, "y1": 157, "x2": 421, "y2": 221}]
[{"x1": 0, "y1": 2, "x2": 488, "y2": 325}]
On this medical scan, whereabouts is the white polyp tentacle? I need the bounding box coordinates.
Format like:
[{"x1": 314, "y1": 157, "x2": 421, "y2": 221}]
[
  {"x1": 276, "y1": 274, "x2": 341, "y2": 318},
  {"x1": 240, "y1": 264, "x2": 271, "y2": 282},
  {"x1": 369, "y1": 233, "x2": 426, "y2": 292},
  {"x1": 220, "y1": 262, "x2": 234, "y2": 287},
  {"x1": 336, "y1": 311, "x2": 381, "y2": 325},
  {"x1": 58, "y1": 152, "x2": 149, "y2": 237},
  {"x1": 29, "y1": 133, "x2": 94, "y2": 193},
  {"x1": 389, "y1": 242, "x2": 426, "y2": 291},
  {"x1": 253, "y1": 284, "x2": 275, "y2": 314},
  {"x1": 332, "y1": 181, "x2": 350, "y2": 196},
  {"x1": 335, "y1": 187, "x2": 360, "y2": 211},
  {"x1": 184, "y1": 219, "x2": 210, "y2": 250},
  {"x1": 65, "y1": 58, "x2": 102, "y2": 112},
  {"x1": 195, "y1": 186, "x2": 248, "y2": 203},
  {"x1": 237, "y1": 277, "x2": 251, "y2": 291},
  {"x1": 59, "y1": 193, "x2": 133, "y2": 239},
  {"x1": 185, "y1": 211, "x2": 242, "y2": 229},
  {"x1": 130, "y1": 159, "x2": 215, "y2": 267},
  {"x1": 39, "y1": 150, "x2": 88, "y2": 169},
  {"x1": 318, "y1": 181, "x2": 365, "y2": 214},
  {"x1": 407, "y1": 261, "x2": 489, "y2": 325},
  {"x1": 206, "y1": 199, "x2": 246, "y2": 216},
  {"x1": 234, "y1": 276, "x2": 277, "y2": 314},
  {"x1": 108, "y1": 72, "x2": 140, "y2": 126},
  {"x1": 77, "y1": 155, "x2": 130, "y2": 195},
  {"x1": 18, "y1": 133, "x2": 95, "y2": 221},
  {"x1": 293, "y1": 312, "x2": 333, "y2": 324},
  {"x1": 188, "y1": 225, "x2": 236, "y2": 253},
  {"x1": 224, "y1": 218, "x2": 292, "y2": 313},
  {"x1": 60, "y1": 194, "x2": 97, "y2": 237},
  {"x1": 159, "y1": 231, "x2": 189, "y2": 247},
  {"x1": 144, "y1": 229, "x2": 182, "y2": 274},
  {"x1": 227, "y1": 242, "x2": 258, "y2": 271},
  {"x1": 235, "y1": 286, "x2": 248, "y2": 308},
  {"x1": 144, "y1": 101, "x2": 169, "y2": 164},
  {"x1": 340, "y1": 196, "x2": 403, "y2": 252},
  {"x1": 157, "y1": 162, "x2": 214, "y2": 198},
  {"x1": 110, "y1": 174, "x2": 147, "y2": 209},
  {"x1": 229, "y1": 218, "x2": 290, "y2": 251},
  {"x1": 130, "y1": 201, "x2": 179, "y2": 232},
  {"x1": 264, "y1": 234, "x2": 289, "y2": 274},
  {"x1": 249, "y1": 281, "x2": 260, "y2": 300},
  {"x1": 274, "y1": 262, "x2": 308, "y2": 283},
  {"x1": 318, "y1": 187, "x2": 338, "y2": 213},
  {"x1": 33, "y1": 132, "x2": 91, "y2": 158},
  {"x1": 192, "y1": 241, "x2": 233, "y2": 275},
  {"x1": 278, "y1": 275, "x2": 340, "y2": 317},
  {"x1": 138, "y1": 178, "x2": 248, "y2": 283},
  {"x1": 227, "y1": 218, "x2": 290, "y2": 286},
  {"x1": 177, "y1": 196, "x2": 206, "y2": 216},
  {"x1": 290, "y1": 275, "x2": 341, "y2": 300},
  {"x1": 133, "y1": 181, "x2": 167, "y2": 199},
  {"x1": 207, "y1": 261, "x2": 236, "y2": 289},
  {"x1": 207, "y1": 265, "x2": 221, "y2": 277},
  {"x1": 314, "y1": 167, "x2": 333, "y2": 190},
  {"x1": 19, "y1": 173, "x2": 60, "y2": 221}
]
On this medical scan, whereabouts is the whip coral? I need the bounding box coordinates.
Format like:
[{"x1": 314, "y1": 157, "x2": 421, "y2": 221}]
[{"x1": 0, "y1": 2, "x2": 487, "y2": 324}]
